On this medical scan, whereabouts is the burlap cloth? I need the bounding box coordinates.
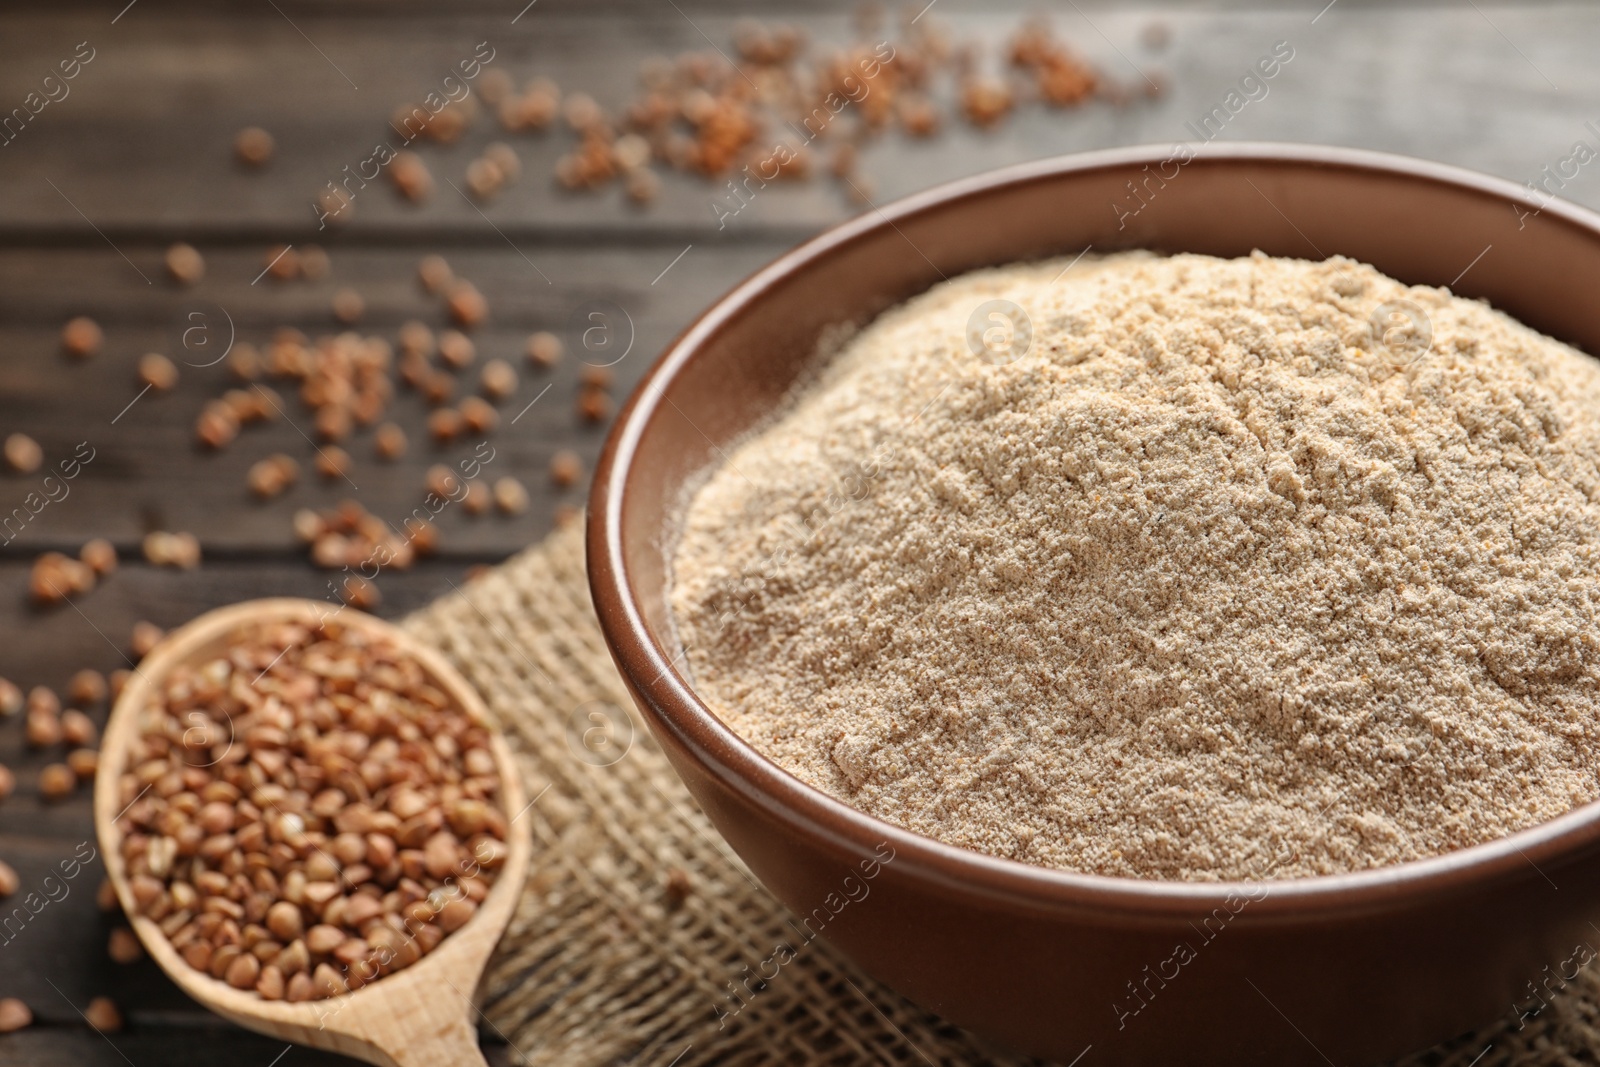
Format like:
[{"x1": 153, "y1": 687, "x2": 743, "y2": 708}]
[{"x1": 403, "y1": 521, "x2": 1600, "y2": 1067}]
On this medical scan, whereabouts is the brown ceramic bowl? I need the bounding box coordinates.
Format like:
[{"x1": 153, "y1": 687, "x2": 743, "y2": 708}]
[{"x1": 587, "y1": 144, "x2": 1600, "y2": 1066}]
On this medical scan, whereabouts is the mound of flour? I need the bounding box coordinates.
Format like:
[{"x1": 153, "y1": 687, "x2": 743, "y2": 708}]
[{"x1": 670, "y1": 251, "x2": 1600, "y2": 881}]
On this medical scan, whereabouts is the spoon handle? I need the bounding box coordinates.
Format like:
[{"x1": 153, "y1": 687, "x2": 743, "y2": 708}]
[{"x1": 381, "y1": 1016, "x2": 491, "y2": 1067}]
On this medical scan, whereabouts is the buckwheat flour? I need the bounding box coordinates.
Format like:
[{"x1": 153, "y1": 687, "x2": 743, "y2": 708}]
[{"x1": 669, "y1": 251, "x2": 1600, "y2": 881}]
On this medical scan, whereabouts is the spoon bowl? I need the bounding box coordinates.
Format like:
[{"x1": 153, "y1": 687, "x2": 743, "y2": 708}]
[{"x1": 94, "y1": 597, "x2": 531, "y2": 1067}]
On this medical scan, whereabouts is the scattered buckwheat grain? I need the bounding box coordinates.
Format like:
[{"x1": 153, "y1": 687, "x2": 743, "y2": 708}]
[
  {"x1": 165, "y1": 243, "x2": 205, "y2": 286},
  {"x1": 61, "y1": 316, "x2": 103, "y2": 359},
  {"x1": 332, "y1": 287, "x2": 365, "y2": 325},
  {"x1": 68, "y1": 667, "x2": 108, "y2": 705},
  {"x1": 462, "y1": 481, "x2": 491, "y2": 516},
  {"x1": 265, "y1": 245, "x2": 301, "y2": 282},
  {"x1": 67, "y1": 749, "x2": 97, "y2": 780},
  {"x1": 549, "y1": 450, "x2": 582, "y2": 488},
  {"x1": 26, "y1": 705, "x2": 61, "y2": 748},
  {"x1": 60, "y1": 709, "x2": 96, "y2": 747},
  {"x1": 130, "y1": 621, "x2": 164, "y2": 659},
  {"x1": 301, "y1": 246, "x2": 330, "y2": 280},
  {"x1": 418, "y1": 255, "x2": 453, "y2": 295},
  {"x1": 30, "y1": 552, "x2": 93, "y2": 605},
  {"x1": 139, "y1": 353, "x2": 179, "y2": 391},
  {"x1": 4, "y1": 434, "x2": 41, "y2": 473},
  {"x1": 84, "y1": 997, "x2": 121, "y2": 1033},
  {"x1": 234, "y1": 126, "x2": 275, "y2": 167},
  {"x1": 108, "y1": 927, "x2": 143, "y2": 964},
  {"x1": 38, "y1": 763, "x2": 74, "y2": 802},
  {"x1": 576, "y1": 387, "x2": 612, "y2": 423},
  {"x1": 526, "y1": 331, "x2": 563, "y2": 368},
  {"x1": 391, "y1": 151, "x2": 434, "y2": 202},
  {"x1": 375, "y1": 422, "x2": 407, "y2": 460},
  {"x1": 315, "y1": 446, "x2": 352, "y2": 481},
  {"x1": 0, "y1": 998, "x2": 30, "y2": 1033},
  {"x1": 492, "y1": 476, "x2": 529, "y2": 515},
  {"x1": 437, "y1": 330, "x2": 474, "y2": 369},
  {"x1": 458, "y1": 396, "x2": 497, "y2": 434},
  {"x1": 480, "y1": 359, "x2": 517, "y2": 400},
  {"x1": 447, "y1": 283, "x2": 488, "y2": 329},
  {"x1": 427, "y1": 409, "x2": 461, "y2": 444}
]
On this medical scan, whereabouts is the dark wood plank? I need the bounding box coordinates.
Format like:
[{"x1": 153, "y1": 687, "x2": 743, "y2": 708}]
[
  {"x1": 0, "y1": 556, "x2": 514, "y2": 706},
  {"x1": 0, "y1": 3, "x2": 1593, "y2": 239},
  {"x1": 0, "y1": 3, "x2": 1114, "y2": 236},
  {"x1": 0, "y1": 1028, "x2": 514, "y2": 1067},
  {"x1": 0, "y1": 835, "x2": 117, "y2": 1016},
  {"x1": 0, "y1": 242, "x2": 784, "y2": 553},
  {"x1": 0, "y1": 2, "x2": 1594, "y2": 1064}
]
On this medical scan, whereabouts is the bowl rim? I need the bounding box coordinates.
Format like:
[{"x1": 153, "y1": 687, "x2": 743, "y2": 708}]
[{"x1": 588, "y1": 141, "x2": 1600, "y2": 919}]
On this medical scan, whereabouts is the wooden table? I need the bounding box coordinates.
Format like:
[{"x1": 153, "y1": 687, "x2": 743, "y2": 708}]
[{"x1": 0, "y1": 2, "x2": 1594, "y2": 1063}]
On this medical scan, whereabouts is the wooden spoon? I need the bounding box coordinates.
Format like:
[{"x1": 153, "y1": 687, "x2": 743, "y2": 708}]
[{"x1": 94, "y1": 598, "x2": 532, "y2": 1067}]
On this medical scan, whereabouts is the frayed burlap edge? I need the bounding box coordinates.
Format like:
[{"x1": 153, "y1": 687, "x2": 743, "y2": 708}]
[{"x1": 403, "y1": 521, "x2": 1600, "y2": 1067}]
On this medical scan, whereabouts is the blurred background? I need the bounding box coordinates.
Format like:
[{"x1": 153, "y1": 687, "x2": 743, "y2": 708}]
[{"x1": 0, "y1": 1, "x2": 1591, "y2": 1063}]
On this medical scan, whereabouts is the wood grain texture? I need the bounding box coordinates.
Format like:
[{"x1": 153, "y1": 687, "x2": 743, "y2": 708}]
[
  {"x1": 0, "y1": 4, "x2": 1596, "y2": 237},
  {"x1": 0, "y1": 1029, "x2": 482, "y2": 1067},
  {"x1": 0, "y1": 1, "x2": 1594, "y2": 1064},
  {"x1": 0, "y1": 243, "x2": 781, "y2": 552}
]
